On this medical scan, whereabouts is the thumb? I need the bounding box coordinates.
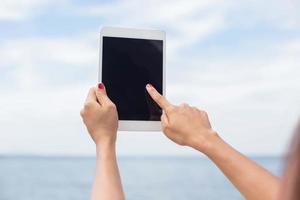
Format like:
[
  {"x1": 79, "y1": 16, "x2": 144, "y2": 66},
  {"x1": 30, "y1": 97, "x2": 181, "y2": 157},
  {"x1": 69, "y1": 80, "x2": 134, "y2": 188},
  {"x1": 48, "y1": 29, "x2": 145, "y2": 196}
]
[{"x1": 95, "y1": 82, "x2": 111, "y2": 105}]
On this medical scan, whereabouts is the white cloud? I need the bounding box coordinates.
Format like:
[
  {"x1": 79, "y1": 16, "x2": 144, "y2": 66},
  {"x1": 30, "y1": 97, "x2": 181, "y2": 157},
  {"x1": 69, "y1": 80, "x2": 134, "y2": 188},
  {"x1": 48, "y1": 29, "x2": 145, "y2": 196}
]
[
  {"x1": 0, "y1": 0, "x2": 68, "y2": 21},
  {"x1": 227, "y1": 0, "x2": 300, "y2": 30},
  {"x1": 77, "y1": 0, "x2": 300, "y2": 57},
  {"x1": 82, "y1": 0, "x2": 222, "y2": 22},
  {"x1": 0, "y1": 35, "x2": 99, "y2": 90},
  {"x1": 79, "y1": 0, "x2": 227, "y2": 57},
  {"x1": 0, "y1": 36, "x2": 97, "y2": 67}
]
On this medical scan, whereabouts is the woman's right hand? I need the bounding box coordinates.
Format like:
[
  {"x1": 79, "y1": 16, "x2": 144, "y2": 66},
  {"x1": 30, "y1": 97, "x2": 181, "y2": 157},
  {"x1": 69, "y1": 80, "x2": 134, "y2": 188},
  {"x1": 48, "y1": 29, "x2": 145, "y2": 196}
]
[
  {"x1": 80, "y1": 83, "x2": 118, "y2": 148},
  {"x1": 146, "y1": 84, "x2": 281, "y2": 200},
  {"x1": 146, "y1": 84, "x2": 218, "y2": 152}
]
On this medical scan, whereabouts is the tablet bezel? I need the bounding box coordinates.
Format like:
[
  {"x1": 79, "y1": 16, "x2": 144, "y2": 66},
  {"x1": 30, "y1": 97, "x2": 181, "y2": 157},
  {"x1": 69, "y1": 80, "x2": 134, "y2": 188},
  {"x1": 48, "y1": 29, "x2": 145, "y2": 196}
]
[{"x1": 99, "y1": 27, "x2": 166, "y2": 131}]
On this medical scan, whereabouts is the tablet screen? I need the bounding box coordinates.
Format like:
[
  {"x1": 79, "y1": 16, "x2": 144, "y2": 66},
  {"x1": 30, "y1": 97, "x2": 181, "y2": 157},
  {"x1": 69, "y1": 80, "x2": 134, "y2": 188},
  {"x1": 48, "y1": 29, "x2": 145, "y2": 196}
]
[{"x1": 102, "y1": 36, "x2": 163, "y2": 121}]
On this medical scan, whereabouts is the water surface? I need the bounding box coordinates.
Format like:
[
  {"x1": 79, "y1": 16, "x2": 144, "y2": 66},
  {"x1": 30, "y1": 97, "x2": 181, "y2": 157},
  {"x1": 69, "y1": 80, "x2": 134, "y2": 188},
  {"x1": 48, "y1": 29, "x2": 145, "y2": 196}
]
[{"x1": 0, "y1": 156, "x2": 282, "y2": 200}]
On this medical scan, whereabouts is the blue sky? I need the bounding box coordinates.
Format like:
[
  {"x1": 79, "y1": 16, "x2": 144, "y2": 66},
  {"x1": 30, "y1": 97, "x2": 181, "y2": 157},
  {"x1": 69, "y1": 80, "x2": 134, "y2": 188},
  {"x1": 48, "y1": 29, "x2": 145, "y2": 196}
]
[{"x1": 0, "y1": 0, "x2": 299, "y2": 156}]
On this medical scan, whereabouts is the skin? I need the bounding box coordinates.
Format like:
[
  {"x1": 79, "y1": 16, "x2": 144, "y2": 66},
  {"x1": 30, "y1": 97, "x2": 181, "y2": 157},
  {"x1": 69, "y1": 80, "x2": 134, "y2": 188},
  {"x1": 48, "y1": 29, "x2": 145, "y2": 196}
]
[
  {"x1": 145, "y1": 84, "x2": 281, "y2": 200},
  {"x1": 81, "y1": 83, "x2": 281, "y2": 200},
  {"x1": 80, "y1": 86, "x2": 124, "y2": 200}
]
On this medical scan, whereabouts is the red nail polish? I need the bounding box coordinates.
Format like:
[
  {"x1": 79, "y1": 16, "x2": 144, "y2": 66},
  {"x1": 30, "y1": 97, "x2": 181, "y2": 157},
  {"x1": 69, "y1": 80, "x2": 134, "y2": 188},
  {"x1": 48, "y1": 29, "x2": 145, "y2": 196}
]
[{"x1": 98, "y1": 83, "x2": 104, "y2": 89}]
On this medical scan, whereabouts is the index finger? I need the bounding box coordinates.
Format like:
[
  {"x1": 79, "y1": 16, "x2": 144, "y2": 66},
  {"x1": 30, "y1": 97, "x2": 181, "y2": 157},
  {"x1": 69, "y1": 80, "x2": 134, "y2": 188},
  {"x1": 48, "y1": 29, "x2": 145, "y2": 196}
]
[{"x1": 146, "y1": 84, "x2": 173, "y2": 110}]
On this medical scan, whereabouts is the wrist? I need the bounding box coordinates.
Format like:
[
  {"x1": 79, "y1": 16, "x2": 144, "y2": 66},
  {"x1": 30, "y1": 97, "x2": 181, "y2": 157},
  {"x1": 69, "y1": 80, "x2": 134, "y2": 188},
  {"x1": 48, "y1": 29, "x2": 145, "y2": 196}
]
[
  {"x1": 94, "y1": 131, "x2": 116, "y2": 157},
  {"x1": 190, "y1": 130, "x2": 220, "y2": 155},
  {"x1": 95, "y1": 137, "x2": 115, "y2": 147},
  {"x1": 92, "y1": 129, "x2": 116, "y2": 145},
  {"x1": 96, "y1": 142, "x2": 116, "y2": 158}
]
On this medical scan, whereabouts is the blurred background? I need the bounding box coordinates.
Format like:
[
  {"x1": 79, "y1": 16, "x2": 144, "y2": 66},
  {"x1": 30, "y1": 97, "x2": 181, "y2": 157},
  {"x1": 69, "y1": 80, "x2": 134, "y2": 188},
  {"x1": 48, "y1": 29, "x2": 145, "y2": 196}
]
[{"x1": 0, "y1": 0, "x2": 299, "y2": 199}]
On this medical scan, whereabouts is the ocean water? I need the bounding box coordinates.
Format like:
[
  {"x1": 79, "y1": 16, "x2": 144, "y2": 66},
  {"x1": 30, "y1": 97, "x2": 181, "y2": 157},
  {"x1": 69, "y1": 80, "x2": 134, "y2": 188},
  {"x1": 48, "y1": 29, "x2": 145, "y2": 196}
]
[{"x1": 0, "y1": 156, "x2": 282, "y2": 200}]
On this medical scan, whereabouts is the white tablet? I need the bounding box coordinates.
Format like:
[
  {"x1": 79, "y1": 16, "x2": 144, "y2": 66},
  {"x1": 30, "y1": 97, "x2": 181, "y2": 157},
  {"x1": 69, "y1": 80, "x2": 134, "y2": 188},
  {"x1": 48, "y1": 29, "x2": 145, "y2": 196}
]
[{"x1": 98, "y1": 27, "x2": 166, "y2": 131}]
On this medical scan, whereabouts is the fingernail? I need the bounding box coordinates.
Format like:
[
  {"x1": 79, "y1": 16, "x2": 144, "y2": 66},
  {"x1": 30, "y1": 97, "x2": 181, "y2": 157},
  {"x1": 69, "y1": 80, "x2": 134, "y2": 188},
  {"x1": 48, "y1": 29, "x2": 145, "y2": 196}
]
[
  {"x1": 98, "y1": 83, "x2": 104, "y2": 89},
  {"x1": 146, "y1": 84, "x2": 153, "y2": 88}
]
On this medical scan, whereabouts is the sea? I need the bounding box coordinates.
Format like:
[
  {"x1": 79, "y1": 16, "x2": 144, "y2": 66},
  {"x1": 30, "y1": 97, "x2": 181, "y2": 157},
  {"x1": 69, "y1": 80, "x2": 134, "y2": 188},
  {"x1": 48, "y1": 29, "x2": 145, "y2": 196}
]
[{"x1": 0, "y1": 156, "x2": 282, "y2": 200}]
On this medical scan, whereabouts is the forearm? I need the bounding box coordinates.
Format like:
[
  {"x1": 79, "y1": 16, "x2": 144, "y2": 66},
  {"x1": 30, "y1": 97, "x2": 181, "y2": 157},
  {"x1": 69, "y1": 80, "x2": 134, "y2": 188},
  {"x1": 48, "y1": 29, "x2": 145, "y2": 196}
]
[
  {"x1": 194, "y1": 133, "x2": 280, "y2": 200},
  {"x1": 91, "y1": 142, "x2": 125, "y2": 200}
]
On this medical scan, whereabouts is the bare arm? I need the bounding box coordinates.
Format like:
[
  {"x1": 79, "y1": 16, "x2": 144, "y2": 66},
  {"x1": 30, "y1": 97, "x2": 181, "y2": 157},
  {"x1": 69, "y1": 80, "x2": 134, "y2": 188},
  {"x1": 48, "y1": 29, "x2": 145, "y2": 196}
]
[
  {"x1": 92, "y1": 142, "x2": 124, "y2": 200},
  {"x1": 197, "y1": 133, "x2": 280, "y2": 200},
  {"x1": 81, "y1": 84, "x2": 125, "y2": 200},
  {"x1": 146, "y1": 84, "x2": 280, "y2": 200}
]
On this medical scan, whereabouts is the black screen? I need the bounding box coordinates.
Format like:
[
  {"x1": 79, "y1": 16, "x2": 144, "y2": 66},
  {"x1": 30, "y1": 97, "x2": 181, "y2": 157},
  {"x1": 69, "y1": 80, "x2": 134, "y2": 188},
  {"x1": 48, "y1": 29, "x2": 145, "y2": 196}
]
[{"x1": 102, "y1": 36, "x2": 163, "y2": 121}]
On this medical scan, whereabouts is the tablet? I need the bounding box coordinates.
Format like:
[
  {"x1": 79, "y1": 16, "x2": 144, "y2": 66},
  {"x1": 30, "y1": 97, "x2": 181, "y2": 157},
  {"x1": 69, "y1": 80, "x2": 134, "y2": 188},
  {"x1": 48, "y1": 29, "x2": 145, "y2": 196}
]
[{"x1": 99, "y1": 27, "x2": 166, "y2": 131}]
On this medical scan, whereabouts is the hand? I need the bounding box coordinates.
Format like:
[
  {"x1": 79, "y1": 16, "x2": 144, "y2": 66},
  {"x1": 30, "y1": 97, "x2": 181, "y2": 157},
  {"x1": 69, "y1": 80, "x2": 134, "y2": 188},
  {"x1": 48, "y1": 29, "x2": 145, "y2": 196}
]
[
  {"x1": 145, "y1": 84, "x2": 217, "y2": 151},
  {"x1": 80, "y1": 83, "x2": 118, "y2": 148}
]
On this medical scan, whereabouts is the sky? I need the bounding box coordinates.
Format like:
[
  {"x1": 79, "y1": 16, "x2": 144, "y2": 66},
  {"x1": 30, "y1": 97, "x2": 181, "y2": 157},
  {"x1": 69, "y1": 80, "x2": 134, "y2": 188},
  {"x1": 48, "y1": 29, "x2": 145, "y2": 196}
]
[{"x1": 0, "y1": 0, "x2": 299, "y2": 156}]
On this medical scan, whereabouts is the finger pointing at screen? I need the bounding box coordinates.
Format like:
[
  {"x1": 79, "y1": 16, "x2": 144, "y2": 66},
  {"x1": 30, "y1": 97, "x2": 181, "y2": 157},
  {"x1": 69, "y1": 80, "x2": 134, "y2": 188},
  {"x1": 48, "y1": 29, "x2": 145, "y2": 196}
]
[
  {"x1": 145, "y1": 84, "x2": 173, "y2": 111},
  {"x1": 145, "y1": 83, "x2": 216, "y2": 152}
]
